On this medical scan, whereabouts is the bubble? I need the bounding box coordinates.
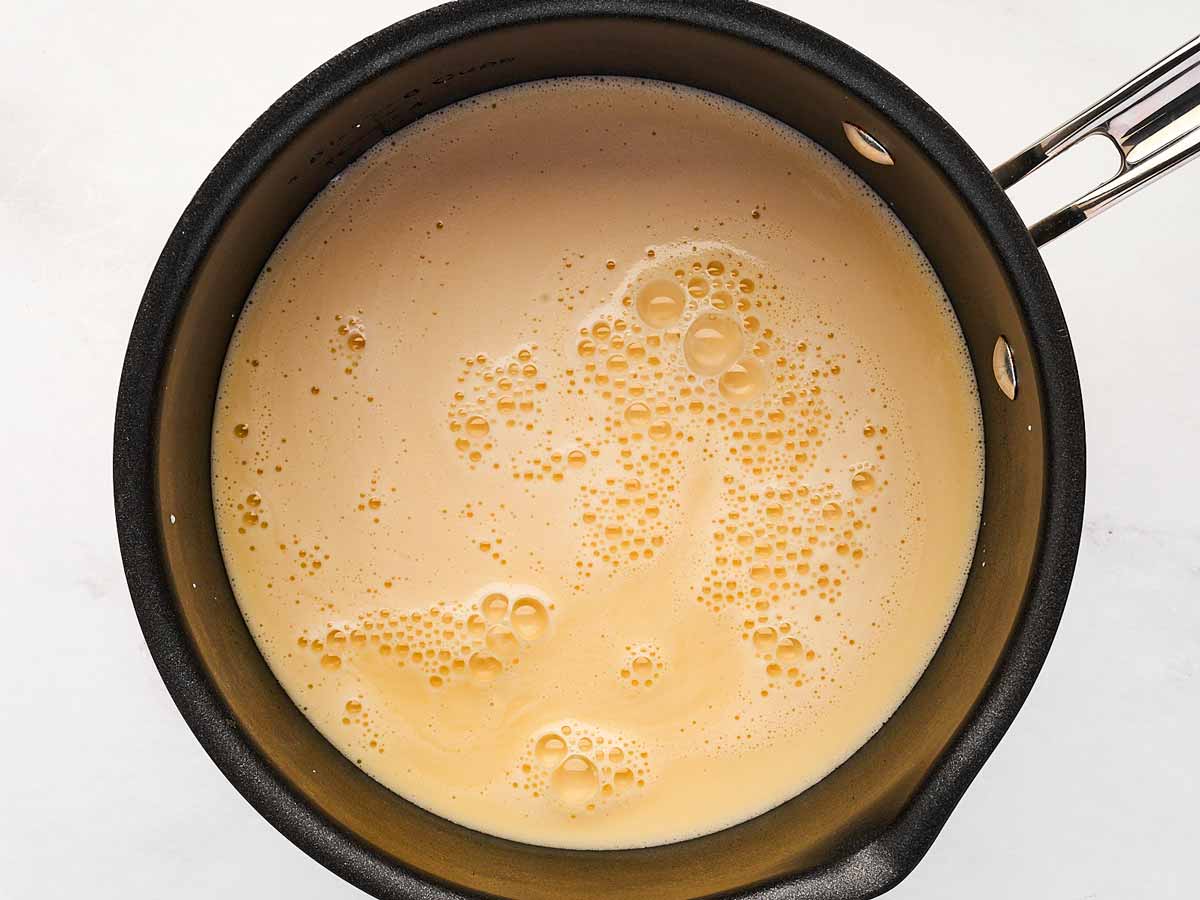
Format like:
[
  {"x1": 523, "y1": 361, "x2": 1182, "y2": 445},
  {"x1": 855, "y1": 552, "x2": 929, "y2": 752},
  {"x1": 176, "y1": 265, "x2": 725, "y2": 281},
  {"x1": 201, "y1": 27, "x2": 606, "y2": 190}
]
[
  {"x1": 511, "y1": 597, "x2": 549, "y2": 641},
  {"x1": 608, "y1": 747, "x2": 625, "y2": 764},
  {"x1": 625, "y1": 402, "x2": 651, "y2": 424},
  {"x1": 233, "y1": 424, "x2": 249, "y2": 438},
  {"x1": 535, "y1": 733, "x2": 568, "y2": 769},
  {"x1": 320, "y1": 654, "x2": 342, "y2": 670},
  {"x1": 738, "y1": 278, "x2": 755, "y2": 294},
  {"x1": 613, "y1": 767, "x2": 635, "y2": 790},
  {"x1": 776, "y1": 637, "x2": 803, "y2": 662},
  {"x1": 348, "y1": 332, "x2": 366, "y2": 351},
  {"x1": 718, "y1": 356, "x2": 767, "y2": 403},
  {"x1": 486, "y1": 624, "x2": 520, "y2": 657},
  {"x1": 711, "y1": 290, "x2": 732, "y2": 310},
  {"x1": 632, "y1": 656, "x2": 653, "y2": 678},
  {"x1": 482, "y1": 593, "x2": 509, "y2": 622},
  {"x1": 551, "y1": 755, "x2": 600, "y2": 806},
  {"x1": 593, "y1": 321, "x2": 612, "y2": 341},
  {"x1": 636, "y1": 280, "x2": 686, "y2": 328},
  {"x1": 683, "y1": 313, "x2": 743, "y2": 376},
  {"x1": 468, "y1": 652, "x2": 502, "y2": 683},
  {"x1": 707, "y1": 260, "x2": 725, "y2": 276},
  {"x1": 345, "y1": 700, "x2": 362, "y2": 714},
  {"x1": 752, "y1": 627, "x2": 778, "y2": 651},
  {"x1": 578, "y1": 338, "x2": 596, "y2": 357},
  {"x1": 648, "y1": 420, "x2": 672, "y2": 441},
  {"x1": 246, "y1": 492, "x2": 262, "y2": 507},
  {"x1": 467, "y1": 614, "x2": 486, "y2": 637},
  {"x1": 567, "y1": 449, "x2": 587, "y2": 468},
  {"x1": 497, "y1": 396, "x2": 516, "y2": 413},
  {"x1": 852, "y1": 471, "x2": 876, "y2": 493},
  {"x1": 466, "y1": 416, "x2": 490, "y2": 437},
  {"x1": 607, "y1": 354, "x2": 629, "y2": 372},
  {"x1": 687, "y1": 276, "x2": 710, "y2": 299},
  {"x1": 822, "y1": 502, "x2": 843, "y2": 520}
]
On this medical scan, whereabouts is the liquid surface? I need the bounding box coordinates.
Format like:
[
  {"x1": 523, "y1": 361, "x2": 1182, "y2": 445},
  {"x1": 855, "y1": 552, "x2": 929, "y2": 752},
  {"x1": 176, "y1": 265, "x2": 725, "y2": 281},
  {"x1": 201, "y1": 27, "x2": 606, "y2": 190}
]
[{"x1": 212, "y1": 78, "x2": 984, "y2": 849}]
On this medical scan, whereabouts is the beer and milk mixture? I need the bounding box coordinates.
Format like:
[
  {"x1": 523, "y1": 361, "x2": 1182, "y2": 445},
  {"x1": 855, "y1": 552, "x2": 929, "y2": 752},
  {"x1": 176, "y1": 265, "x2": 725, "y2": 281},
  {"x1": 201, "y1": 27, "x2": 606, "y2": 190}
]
[{"x1": 211, "y1": 78, "x2": 984, "y2": 849}]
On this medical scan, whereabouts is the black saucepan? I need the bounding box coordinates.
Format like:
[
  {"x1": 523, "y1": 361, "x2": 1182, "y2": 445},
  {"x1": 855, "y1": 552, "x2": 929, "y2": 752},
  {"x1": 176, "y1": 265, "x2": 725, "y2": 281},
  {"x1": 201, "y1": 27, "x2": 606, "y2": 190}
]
[{"x1": 114, "y1": 2, "x2": 1200, "y2": 897}]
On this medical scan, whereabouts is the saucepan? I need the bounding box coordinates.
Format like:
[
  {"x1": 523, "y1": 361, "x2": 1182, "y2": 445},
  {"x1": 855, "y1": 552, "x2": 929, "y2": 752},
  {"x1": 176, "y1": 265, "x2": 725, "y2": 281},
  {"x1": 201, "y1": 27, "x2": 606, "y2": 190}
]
[{"x1": 113, "y1": 1, "x2": 1200, "y2": 897}]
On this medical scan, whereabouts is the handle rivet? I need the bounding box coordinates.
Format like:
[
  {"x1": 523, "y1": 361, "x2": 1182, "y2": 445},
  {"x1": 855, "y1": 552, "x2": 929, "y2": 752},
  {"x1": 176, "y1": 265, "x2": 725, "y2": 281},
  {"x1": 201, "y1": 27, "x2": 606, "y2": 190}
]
[
  {"x1": 843, "y1": 122, "x2": 894, "y2": 166},
  {"x1": 993, "y1": 336, "x2": 1018, "y2": 400}
]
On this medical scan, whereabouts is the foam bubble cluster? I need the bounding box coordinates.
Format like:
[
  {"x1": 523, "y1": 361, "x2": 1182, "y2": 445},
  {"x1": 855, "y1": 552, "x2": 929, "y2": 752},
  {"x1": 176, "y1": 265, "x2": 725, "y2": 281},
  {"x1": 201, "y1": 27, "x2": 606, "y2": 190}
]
[
  {"x1": 449, "y1": 346, "x2": 547, "y2": 465},
  {"x1": 513, "y1": 721, "x2": 652, "y2": 813},
  {"x1": 445, "y1": 242, "x2": 892, "y2": 698},
  {"x1": 297, "y1": 583, "x2": 553, "y2": 689},
  {"x1": 619, "y1": 642, "x2": 664, "y2": 688}
]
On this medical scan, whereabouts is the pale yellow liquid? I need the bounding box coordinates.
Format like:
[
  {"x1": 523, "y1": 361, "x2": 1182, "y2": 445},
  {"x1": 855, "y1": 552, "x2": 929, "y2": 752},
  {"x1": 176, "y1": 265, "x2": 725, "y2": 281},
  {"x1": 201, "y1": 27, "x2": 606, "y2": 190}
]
[{"x1": 212, "y1": 78, "x2": 984, "y2": 850}]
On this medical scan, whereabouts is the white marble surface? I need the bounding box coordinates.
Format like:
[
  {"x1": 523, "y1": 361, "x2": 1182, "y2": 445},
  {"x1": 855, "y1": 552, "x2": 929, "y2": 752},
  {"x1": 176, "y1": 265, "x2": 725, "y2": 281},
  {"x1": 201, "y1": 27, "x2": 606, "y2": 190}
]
[{"x1": 2, "y1": 1, "x2": 1197, "y2": 897}]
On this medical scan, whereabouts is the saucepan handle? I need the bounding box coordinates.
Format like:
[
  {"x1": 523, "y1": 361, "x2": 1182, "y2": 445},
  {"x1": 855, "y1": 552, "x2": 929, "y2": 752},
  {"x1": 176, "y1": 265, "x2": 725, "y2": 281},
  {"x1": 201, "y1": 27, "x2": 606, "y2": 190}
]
[{"x1": 993, "y1": 34, "x2": 1200, "y2": 246}]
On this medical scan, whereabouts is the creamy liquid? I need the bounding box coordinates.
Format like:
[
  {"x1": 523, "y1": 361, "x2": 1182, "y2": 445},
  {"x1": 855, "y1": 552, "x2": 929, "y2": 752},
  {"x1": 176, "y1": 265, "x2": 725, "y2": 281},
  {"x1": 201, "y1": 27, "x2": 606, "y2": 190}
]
[{"x1": 212, "y1": 78, "x2": 984, "y2": 850}]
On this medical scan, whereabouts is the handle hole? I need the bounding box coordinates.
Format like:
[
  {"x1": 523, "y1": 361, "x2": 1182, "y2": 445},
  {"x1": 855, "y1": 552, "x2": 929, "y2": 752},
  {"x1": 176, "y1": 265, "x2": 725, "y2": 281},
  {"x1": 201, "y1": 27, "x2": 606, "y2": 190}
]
[{"x1": 1005, "y1": 133, "x2": 1122, "y2": 224}]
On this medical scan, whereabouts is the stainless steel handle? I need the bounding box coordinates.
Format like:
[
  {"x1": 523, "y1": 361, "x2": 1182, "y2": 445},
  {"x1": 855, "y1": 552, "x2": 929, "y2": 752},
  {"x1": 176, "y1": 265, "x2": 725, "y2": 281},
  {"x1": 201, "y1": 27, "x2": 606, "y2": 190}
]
[{"x1": 994, "y1": 34, "x2": 1200, "y2": 246}]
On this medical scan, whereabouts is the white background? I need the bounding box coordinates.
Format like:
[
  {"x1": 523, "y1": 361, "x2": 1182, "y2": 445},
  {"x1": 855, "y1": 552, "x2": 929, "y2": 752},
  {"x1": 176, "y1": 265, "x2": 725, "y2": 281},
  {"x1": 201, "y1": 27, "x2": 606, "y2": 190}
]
[{"x1": 2, "y1": 1, "x2": 1197, "y2": 897}]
